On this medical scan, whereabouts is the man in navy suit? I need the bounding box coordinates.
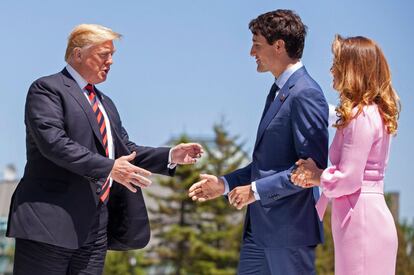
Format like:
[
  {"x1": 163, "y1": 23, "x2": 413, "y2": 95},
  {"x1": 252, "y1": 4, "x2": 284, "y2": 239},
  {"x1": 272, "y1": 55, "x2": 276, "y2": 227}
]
[
  {"x1": 189, "y1": 10, "x2": 329, "y2": 274},
  {"x1": 7, "y1": 24, "x2": 203, "y2": 275}
]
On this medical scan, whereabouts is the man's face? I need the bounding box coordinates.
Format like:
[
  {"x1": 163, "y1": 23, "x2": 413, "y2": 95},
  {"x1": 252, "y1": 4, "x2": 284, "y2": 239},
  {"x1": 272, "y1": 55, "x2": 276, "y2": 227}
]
[
  {"x1": 250, "y1": 34, "x2": 278, "y2": 73},
  {"x1": 77, "y1": 40, "x2": 115, "y2": 84}
]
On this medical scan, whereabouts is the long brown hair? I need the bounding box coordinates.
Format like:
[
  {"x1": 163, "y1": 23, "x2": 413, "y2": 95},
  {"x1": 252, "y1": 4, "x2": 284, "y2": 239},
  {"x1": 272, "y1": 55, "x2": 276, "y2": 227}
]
[{"x1": 331, "y1": 35, "x2": 400, "y2": 134}]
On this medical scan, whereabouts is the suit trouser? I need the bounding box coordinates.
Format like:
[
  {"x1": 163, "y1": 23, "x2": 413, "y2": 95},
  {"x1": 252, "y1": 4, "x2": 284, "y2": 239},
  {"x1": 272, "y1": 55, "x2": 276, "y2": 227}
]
[
  {"x1": 13, "y1": 204, "x2": 108, "y2": 275},
  {"x1": 237, "y1": 228, "x2": 316, "y2": 275}
]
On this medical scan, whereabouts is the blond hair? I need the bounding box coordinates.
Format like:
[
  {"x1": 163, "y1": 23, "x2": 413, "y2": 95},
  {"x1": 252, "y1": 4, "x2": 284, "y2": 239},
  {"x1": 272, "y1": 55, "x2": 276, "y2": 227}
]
[
  {"x1": 332, "y1": 35, "x2": 400, "y2": 134},
  {"x1": 65, "y1": 24, "x2": 121, "y2": 62}
]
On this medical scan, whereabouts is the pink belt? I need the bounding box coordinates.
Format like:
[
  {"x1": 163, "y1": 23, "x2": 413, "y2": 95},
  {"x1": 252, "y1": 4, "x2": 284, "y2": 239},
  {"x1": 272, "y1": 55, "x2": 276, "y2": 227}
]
[{"x1": 315, "y1": 181, "x2": 384, "y2": 228}]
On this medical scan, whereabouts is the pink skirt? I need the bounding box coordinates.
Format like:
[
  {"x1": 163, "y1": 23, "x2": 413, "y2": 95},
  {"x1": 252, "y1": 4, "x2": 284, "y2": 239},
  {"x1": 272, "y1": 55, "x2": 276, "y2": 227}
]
[{"x1": 331, "y1": 192, "x2": 398, "y2": 275}]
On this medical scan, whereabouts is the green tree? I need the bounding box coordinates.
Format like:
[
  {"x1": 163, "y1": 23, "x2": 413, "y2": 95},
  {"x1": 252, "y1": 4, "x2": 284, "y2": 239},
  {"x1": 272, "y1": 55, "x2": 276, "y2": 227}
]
[
  {"x1": 145, "y1": 123, "x2": 248, "y2": 275},
  {"x1": 104, "y1": 251, "x2": 146, "y2": 275},
  {"x1": 315, "y1": 206, "x2": 334, "y2": 275},
  {"x1": 385, "y1": 193, "x2": 414, "y2": 274},
  {"x1": 395, "y1": 220, "x2": 414, "y2": 274}
]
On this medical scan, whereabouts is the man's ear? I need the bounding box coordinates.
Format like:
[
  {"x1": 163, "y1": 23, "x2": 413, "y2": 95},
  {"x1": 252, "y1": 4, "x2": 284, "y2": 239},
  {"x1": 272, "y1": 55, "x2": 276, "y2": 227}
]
[
  {"x1": 72, "y1": 47, "x2": 82, "y2": 63},
  {"x1": 273, "y1": 39, "x2": 285, "y2": 51}
]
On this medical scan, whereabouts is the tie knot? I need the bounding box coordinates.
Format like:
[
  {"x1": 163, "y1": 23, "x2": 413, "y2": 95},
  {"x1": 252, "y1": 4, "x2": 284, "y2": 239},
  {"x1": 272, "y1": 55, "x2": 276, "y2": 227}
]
[
  {"x1": 268, "y1": 83, "x2": 279, "y2": 100},
  {"x1": 85, "y1": 84, "x2": 95, "y2": 94},
  {"x1": 273, "y1": 83, "x2": 280, "y2": 92}
]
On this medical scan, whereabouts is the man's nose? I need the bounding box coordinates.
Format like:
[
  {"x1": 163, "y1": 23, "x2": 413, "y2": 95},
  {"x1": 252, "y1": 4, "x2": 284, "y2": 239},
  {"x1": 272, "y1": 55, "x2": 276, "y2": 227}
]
[
  {"x1": 107, "y1": 55, "x2": 113, "y2": 65},
  {"x1": 250, "y1": 47, "x2": 255, "y2": 57}
]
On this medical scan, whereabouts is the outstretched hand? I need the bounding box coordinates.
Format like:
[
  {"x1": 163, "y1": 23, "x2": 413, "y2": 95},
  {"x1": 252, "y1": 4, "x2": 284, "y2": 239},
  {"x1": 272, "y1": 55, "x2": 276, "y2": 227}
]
[
  {"x1": 228, "y1": 185, "x2": 255, "y2": 210},
  {"x1": 110, "y1": 151, "x2": 152, "y2": 193},
  {"x1": 188, "y1": 174, "x2": 224, "y2": 202},
  {"x1": 171, "y1": 143, "x2": 204, "y2": 165}
]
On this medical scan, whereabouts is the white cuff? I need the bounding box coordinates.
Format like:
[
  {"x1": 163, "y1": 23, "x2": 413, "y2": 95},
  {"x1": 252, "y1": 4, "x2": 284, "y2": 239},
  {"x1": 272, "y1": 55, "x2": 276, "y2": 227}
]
[
  {"x1": 167, "y1": 149, "x2": 177, "y2": 169},
  {"x1": 251, "y1": 181, "x2": 261, "y2": 200},
  {"x1": 221, "y1": 177, "x2": 230, "y2": 195}
]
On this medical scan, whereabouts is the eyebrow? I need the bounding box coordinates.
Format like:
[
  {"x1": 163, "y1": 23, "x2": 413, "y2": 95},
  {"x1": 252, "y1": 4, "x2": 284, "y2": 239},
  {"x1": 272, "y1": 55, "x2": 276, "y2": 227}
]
[{"x1": 100, "y1": 48, "x2": 116, "y2": 54}]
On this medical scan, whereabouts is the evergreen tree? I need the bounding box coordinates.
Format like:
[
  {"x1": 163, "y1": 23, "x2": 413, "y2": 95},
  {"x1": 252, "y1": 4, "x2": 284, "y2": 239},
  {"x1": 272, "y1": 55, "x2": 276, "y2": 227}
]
[
  {"x1": 385, "y1": 194, "x2": 414, "y2": 274},
  {"x1": 145, "y1": 122, "x2": 248, "y2": 275},
  {"x1": 315, "y1": 206, "x2": 334, "y2": 275},
  {"x1": 395, "y1": 220, "x2": 414, "y2": 274},
  {"x1": 104, "y1": 251, "x2": 146, "y2": 275}
]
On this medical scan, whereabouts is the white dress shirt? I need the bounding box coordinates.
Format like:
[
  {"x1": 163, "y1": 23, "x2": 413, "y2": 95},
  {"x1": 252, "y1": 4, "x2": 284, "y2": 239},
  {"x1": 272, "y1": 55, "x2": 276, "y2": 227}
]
[{"x1": 66, "y1": 64, "x2": 115, "y2": 185}]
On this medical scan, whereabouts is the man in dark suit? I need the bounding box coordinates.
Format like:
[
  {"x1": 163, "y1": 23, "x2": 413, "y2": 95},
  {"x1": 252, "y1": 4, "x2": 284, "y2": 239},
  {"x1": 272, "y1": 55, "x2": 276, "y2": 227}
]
[
  {"x1": 189, "y1": 10, "x2": 329, "y2": 274},
  {"x1": 7, "y1": 24, "x2": 203, "y2": 275}
]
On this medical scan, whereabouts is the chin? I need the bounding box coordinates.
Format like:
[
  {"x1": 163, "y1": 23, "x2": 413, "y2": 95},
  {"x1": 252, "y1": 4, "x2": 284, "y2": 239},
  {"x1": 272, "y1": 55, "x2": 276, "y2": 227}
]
[{"x1": 97, "y1": 75, "x2": 108, "y2": 84}]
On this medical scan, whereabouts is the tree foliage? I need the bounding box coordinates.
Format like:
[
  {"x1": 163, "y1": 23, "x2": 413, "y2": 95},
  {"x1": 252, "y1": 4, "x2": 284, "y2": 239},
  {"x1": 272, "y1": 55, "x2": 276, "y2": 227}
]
[
  {"x1": 104, "y1": 251, "x2": 146, "y2": 275},
  {"x1": 144, "y1": 123, "x2": 248, "y2": 275}
]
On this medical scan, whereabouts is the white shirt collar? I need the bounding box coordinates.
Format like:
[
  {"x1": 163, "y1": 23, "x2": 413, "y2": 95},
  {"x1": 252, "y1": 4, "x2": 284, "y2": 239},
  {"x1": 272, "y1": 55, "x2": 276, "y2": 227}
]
[
  {"x1": 65, "y1": 64, "x2": 88, "y2": 90},
  {"x1": 275, "y1": 61, "x2": 303, "y2": 89}
]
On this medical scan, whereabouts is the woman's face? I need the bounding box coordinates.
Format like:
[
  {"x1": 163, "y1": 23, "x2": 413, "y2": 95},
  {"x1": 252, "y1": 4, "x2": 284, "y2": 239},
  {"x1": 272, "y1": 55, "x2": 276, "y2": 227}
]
[{"x1": 331, "y1": 58, "x2": 340, "y2": 91}]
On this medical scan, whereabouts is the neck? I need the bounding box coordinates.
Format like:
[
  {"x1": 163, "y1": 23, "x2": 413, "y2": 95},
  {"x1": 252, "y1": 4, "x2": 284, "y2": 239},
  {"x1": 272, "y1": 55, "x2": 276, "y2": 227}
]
[
  {"x1": 67, "y1": 61, "x2": 90, "y2": 83},
  {"x1": 271, "y1": 58, "x2": 300, "y2": 78}
]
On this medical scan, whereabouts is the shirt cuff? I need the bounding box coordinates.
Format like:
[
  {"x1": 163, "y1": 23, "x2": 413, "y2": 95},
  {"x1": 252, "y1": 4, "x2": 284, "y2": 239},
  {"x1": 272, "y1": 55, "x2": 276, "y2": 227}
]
[
  {"x1": 251, "y1": 181, "x2": 261, "y2": 200},
  {"x1": 221, "y1": 177, "x2": 230, "y2": 195},
  {"x1": 167, "y1": 148, "x2": 177, "y2": 169}
]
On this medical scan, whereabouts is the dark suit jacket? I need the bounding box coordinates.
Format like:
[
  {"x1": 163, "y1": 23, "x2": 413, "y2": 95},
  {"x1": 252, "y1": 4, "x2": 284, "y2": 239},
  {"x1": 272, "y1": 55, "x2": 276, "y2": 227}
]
[
  {"x1": 7, "y1": 68, "x2": 173, "y2": 250},
  {"x1": 225, "y1": 67, "x2": 329, "y2": 248}
]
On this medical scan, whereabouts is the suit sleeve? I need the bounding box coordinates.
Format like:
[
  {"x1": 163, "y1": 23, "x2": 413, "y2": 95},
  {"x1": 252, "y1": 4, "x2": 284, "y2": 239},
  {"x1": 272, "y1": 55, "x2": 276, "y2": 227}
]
[
  {"x1": 255, "y1": 88, "x2": 329, "y2": 207},
  {"x1": 25, "y1": 79, "x2": 114, "y2": 181},
  {"x1": 120, "y1": 126, "x2": 173, "y2": 176},
  {"x1": 320, "y1": 110, "x2": 375, "y2": 198},
  {"x1": 223, "y1": 163, "x2": 252, "y2": 190}
]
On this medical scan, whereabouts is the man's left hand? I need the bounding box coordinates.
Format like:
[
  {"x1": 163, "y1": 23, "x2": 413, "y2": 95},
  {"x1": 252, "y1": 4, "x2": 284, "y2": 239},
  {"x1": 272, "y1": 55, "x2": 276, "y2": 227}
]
[
  {"x1": 171, "y1": 143, "x2": 204, "y2": 165},
  {"x1": 228, "y1": 184, "x2": 256, "y2": 210}
]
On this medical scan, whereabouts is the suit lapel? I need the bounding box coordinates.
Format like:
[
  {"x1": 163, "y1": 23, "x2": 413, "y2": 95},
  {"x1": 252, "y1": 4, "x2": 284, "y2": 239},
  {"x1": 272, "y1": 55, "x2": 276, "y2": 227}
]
[
  {"x1": 254, "y1": 67, "x2": 307, "y2": 149},
  {"x1": 61, "y1": 68, "x2": 106, "y2": 150},
  {"x1": 254, "y1": 85, "x2": 290, "y2": 149},
  {"x1": 99, "y1": 94, "x2": 125, "y2": 154}
]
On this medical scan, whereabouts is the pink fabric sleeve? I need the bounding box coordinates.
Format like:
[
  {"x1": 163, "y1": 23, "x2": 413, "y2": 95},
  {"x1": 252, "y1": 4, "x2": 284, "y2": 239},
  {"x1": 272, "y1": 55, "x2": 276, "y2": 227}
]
[{"x1": 320, "y1": 110, "x2": 376, "y2": 198}]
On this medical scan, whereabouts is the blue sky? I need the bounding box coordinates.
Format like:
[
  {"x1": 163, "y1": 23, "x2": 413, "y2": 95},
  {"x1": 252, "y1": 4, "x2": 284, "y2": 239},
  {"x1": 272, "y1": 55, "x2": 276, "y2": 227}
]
[{"x1": 1, "y1": 0, "x2": 413, "y2": 220}]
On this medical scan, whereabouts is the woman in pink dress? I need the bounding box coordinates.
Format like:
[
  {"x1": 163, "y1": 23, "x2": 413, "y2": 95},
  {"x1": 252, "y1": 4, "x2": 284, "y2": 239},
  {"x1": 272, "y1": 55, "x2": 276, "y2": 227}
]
[{"x1": 291, "y1": 35, "x2": 400, "y2": 275}]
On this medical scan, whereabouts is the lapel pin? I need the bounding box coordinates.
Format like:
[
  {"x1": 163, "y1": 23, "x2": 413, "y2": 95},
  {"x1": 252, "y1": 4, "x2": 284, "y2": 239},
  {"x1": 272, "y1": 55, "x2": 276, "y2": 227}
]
[{"x1": 280, "y1": 94, "x2": 286, "y2": 102}]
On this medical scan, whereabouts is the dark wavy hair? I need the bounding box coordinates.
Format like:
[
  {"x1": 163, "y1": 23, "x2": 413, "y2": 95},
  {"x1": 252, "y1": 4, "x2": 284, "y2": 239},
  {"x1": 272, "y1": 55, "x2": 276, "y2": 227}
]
[{"x1": 249, "y1": 9, "x2": 307, "y2": 59}]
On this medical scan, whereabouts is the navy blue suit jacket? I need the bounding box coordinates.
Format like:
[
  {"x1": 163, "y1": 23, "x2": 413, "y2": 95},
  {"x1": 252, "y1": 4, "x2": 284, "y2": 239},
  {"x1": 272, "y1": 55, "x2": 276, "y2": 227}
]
[
  {"x1": 7, "y1": 68, "x2": 173, "y2": 250},
  {"x1": 225, "y1": 67, "x2": 329, "y2": 248}
]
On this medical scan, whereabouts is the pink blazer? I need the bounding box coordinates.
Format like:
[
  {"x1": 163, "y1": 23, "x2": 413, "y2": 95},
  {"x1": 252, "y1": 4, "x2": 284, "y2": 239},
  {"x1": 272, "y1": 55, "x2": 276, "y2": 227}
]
[{"x1": 315, "y1": 105, "x2": 391, "y2": 226}]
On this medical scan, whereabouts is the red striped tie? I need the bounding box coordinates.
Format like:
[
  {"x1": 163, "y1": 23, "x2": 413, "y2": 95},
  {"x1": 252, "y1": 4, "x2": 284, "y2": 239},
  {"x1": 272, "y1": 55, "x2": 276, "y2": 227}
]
[{"x1": 85, "y1": 84, "x2": 110, "y2": 203}]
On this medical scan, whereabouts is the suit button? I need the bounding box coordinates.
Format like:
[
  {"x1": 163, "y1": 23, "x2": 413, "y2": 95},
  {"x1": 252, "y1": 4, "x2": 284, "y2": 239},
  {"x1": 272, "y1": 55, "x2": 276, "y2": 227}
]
[{"x1": 271, "y1": 194, "x2": 279, "y2": 200}]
